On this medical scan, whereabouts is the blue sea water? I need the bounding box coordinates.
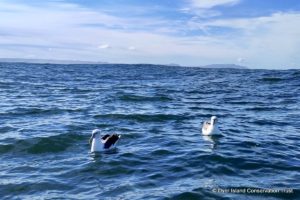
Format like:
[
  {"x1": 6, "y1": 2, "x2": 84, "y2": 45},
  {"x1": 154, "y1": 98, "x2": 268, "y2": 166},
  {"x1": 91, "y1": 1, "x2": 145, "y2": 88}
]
[{"x1": 0, "y1": 62, "x2": 299, "y2": 200}]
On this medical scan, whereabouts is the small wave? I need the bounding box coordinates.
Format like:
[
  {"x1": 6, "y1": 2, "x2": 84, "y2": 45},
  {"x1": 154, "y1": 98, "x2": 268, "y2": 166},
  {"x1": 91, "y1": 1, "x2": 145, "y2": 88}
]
[
  {"x1": 211, "y1": 165, "x2": 236, "y2": 175},
  {"x1": 169, "y1": 165, "x2": 186, "y2": 173},
  {"x1": 185, "y1": 90, "x2": 207, "y2": 95},
  {"x1": 246, "y1": 106, "x2": 279, "y2": 111},
  {"x1": 0, "y1": 125, "x2": 17, "y2": 133},
  {"x1": 146, "y1": 173, "x2": 164, "y2": 180},
  {"x1": 239, "y1": 140, "x2": 260, "y2": 148},
  {"x1": 227, "y1": 100, "x2": 264, "y2": 105},
  {"x1": 0, "y1": 133, "x2": 86, "y2": 155},
  {"x1": 60, "y1": 87, "x2": 94, "y2": 93},
  {"x1": 2, "y1": 181, "x2": 73, "y2": 198},
  {"x1": 188, "y1": 106, "x2": 203, "y2": 110},
  {"x1": 93, "y1": 113, "x2": 190, "y2": 122},
  {"x1": 118, "y1": 94, "x2": 172, "y2": 102},
  {"x1": 250, "y1": 119, "x2": 289, "y2": 126},
  {"x1": 169, "y1": 192, "x2": 203, "y2": 199},
  {"x1": 0, "y1": 144, "x2": 14, "y2": 154},
  {"x1": 1, "y1": 107, "x2": 84, "y2": 117},
  {"x1": 238, "y1": 160, "x2": 300, "y2": 171},
  {"x1": 150, "y1": 149, "x2": 173, "y2": 156},
  {"x1": 261, "y1": 77, "x2": 284, "y2": 83},
  {"x1": 169, "y1": 190, "x2": 221, "y2": 200},
  {"x1": 292, "y1": 71, "x2": 300, "y2": 76},
  {"x1": 91, "y1": 165, "x2": 135, "y2": 177},
  {"x1": 199, "y1": 150, "x2": 300, "y2": 171}
]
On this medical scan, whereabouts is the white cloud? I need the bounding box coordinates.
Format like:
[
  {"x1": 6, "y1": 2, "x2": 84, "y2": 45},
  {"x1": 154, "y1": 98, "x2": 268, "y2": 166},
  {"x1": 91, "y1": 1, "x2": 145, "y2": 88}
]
[
  {"x1": 128, "y1": 46, "x2": 136, "y2": 51},
  {"x1": 237, "y1": 57, "x2": 245, "y2": 63},
  {"x1": 181, "y1": 0, "x2": 239, "y2": 19},
  {"x1": 98, "y1": 44, "x2": 110, "y2": 49},
  {"x1": 180, "y1": 7, "x2": 221, "y2": 18},
  {"x1": 25, "y1": 54, "x2": 36, "y2": 58},
  {"x1": 183, "y1": 12, "x2": 300, "y2": 67},
  {"x1": 190, "y1": 0, "x2": 240, "y2": 9}
]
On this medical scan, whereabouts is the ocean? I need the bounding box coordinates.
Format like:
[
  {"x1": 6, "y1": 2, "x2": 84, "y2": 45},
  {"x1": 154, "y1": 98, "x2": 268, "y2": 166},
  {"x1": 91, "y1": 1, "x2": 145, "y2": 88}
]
[{"x1": 0, "y1": 62, "x2": 299, "y2": 199}]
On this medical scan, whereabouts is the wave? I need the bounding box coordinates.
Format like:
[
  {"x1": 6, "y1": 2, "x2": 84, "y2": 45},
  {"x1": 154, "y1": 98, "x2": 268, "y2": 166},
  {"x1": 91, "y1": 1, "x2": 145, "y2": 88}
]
[
  {"x1": 60, "y1": 88, "x2": 94, "y2": 93},
  {"x1": 169, "y1": 190, "x2": 221, "y2": 200},
  {"x1": 188, "y1": 106, "x2": 230, "y2": 112},
  {"x1": 1, "y1": 107, "x2": 85, "y2": 117},
  {"x1": 1, "y1": 181, "x2": 73, "y2": 198},
  {"x1": 93, "y1": 113, "x2": 191, "y2": 122},
  {"x1": 0, "y1": 133, "x2": 86, "y2": 155},
  {"x1": 245, "y1": 106, "x2": 280, "y2": 111},
  {"x1": 190, "y1": 150, "x2": 300, "y2": 172},
  {"x1": 260, "y1": 77, "x2": 284, "y2": 83},
  {"x1": 250, "y1": 119, "x2": 289, "y2": 126},
  {"x1": 118, "y1": 94, "x2": 172, "y2": 102},
  {"x1": 291, "y1": 71, "x2": 300, "y2": 81},
  {"x1": 150, "y1": 149, "x2": 173, "y2": 156}
]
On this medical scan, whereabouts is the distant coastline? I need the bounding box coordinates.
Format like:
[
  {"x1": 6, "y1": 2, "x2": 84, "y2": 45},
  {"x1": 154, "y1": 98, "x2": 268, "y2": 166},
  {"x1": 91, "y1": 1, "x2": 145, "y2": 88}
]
[
  {"x1": 0, "y1": 58, "x2": 108, "y2": 65},
  {"x1": 0, "y1": 58, "x2": 248, "y2": 69}
]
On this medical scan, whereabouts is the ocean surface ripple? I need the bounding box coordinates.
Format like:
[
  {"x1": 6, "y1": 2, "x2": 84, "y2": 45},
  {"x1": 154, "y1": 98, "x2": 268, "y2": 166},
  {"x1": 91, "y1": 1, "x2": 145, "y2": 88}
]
[{"x1": 0, "y1": 63, "x2": 299, "y2": 199}]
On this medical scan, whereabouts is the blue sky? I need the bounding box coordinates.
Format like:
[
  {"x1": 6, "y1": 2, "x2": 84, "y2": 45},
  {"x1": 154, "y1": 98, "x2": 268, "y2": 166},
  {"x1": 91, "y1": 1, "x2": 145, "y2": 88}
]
[{"x1": 0, "y1": 0, "x2": 300, "y2": 68}]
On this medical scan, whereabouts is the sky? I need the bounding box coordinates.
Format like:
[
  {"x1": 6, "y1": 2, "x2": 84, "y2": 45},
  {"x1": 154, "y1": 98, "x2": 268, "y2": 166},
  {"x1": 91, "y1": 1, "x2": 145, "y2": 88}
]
[{"x1": 0, "y1": 0, "x2": 300, "y2": 69}]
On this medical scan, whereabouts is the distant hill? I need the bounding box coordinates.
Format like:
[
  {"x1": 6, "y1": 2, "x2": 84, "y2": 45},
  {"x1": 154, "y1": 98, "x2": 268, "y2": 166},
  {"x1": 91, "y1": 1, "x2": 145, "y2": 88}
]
[
  {"x1": 0, "y1": 58, "x2": 107, "y2": 65},
  {"x1": 201, "y1": 64, "x2": 248, "y2": 69},
  {"x1": 165, "y1": 63, "x2": 181, "y2": 67},
  {"x1": 0, "y1": 58, "x2": 248, "y2": 69}
]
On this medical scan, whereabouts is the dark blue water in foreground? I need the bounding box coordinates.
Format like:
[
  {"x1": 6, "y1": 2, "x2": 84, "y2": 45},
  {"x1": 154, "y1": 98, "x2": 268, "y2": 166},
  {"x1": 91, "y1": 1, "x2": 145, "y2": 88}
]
[{"x1": 0, "y1": 63, "x2": 299, "y2": 199}]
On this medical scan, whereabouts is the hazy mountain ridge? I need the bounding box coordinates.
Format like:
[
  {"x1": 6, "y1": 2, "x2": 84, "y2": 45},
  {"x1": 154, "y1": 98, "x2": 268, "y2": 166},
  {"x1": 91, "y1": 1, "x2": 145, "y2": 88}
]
[
  {"x1": 200, "y1": 64, "x2": 248, "y2": 69},
  {"x1": 0, "y1": 58, "x2": 248, "y2": 69},
  {"x1": 0, "y1": 58, "x2": 107, "y2": 65}
]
